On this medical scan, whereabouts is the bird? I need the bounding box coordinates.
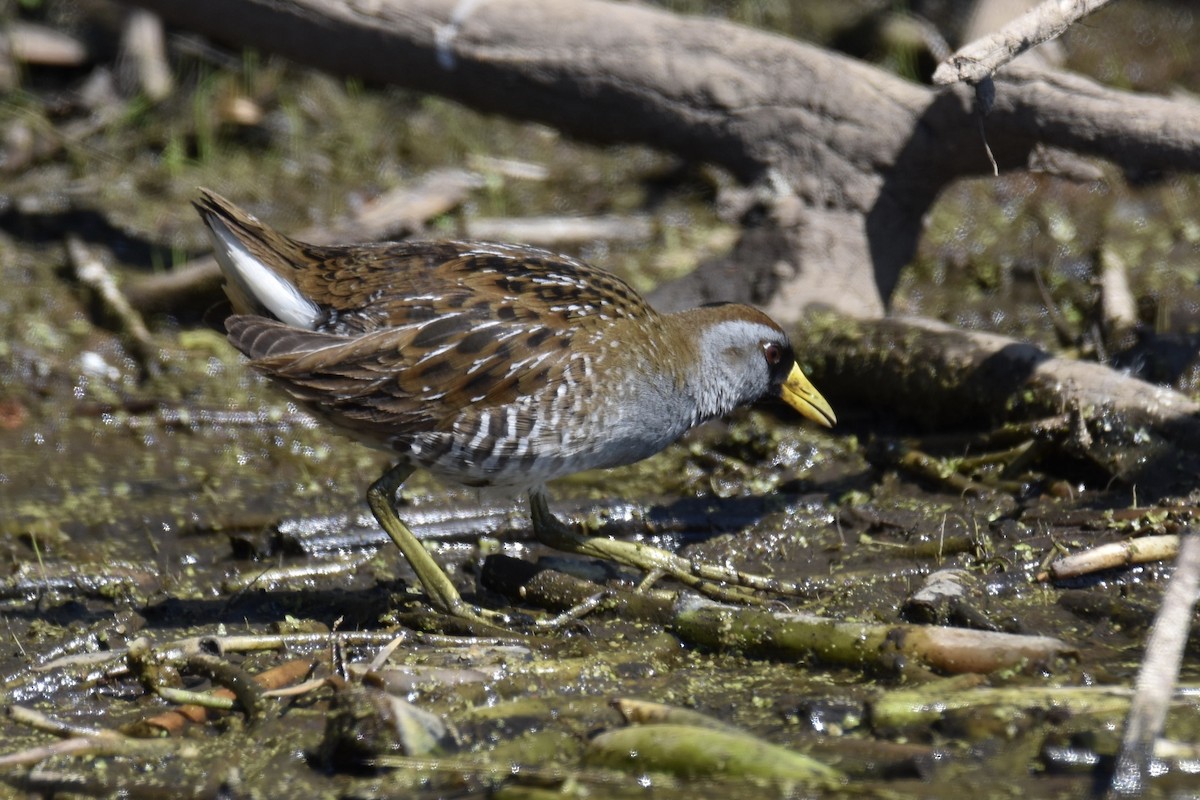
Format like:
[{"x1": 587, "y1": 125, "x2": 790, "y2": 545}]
[{"x1": 194, "y1": 189, "x2": 836, "y2": 626}]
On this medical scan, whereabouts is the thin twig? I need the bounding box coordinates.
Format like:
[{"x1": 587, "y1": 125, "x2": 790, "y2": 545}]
[
  {"x1": 67, "y1": 235, "x2": 162, "y2": 376},
  {"x1": 934, "y1": 0, "x2": 1117, "y2": 85},
  {"x1": 1107, "y1": 531, "x2": 1200, "y2": 796},
  {"x1": 0, "y1": 729, "x2": 187, "y2": 768}
]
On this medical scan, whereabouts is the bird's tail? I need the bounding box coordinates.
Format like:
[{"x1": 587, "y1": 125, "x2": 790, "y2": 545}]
[{"x1": 194, "y1": 189, "x2": 322, "y2": 330}]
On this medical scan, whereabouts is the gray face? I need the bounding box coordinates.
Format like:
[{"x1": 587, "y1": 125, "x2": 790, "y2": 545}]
[{"x1": 693, "y1": 318, "x2": 793, "y2": 419}]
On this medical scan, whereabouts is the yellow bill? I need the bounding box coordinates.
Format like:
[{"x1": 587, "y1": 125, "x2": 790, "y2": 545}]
[{"x1": 780, "y1": 363, "x2": 836, "y2": 427}]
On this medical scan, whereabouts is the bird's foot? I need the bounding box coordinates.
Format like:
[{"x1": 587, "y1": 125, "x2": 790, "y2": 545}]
[{"x1": 528, "y1": 491, "x2": 801, "y2": 606}]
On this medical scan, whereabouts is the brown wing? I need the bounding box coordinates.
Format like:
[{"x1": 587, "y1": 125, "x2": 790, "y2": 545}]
[
  {"x1": 196, "y1": 190, "x2": 653, "y2": 332},
  {"x1": 205, "y1": 189, "x2": 654, "y2": 440},
  {"x1": 301, "y1": 242, "x2": 654, "y2": 338},
  {"x1": 227, "y1": 308, "x2": 577, "y2": 441}
]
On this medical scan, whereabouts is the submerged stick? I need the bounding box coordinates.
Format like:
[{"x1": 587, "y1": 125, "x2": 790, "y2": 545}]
[
  {"x1": 1107, "y1": 532, "x2": 1200, "y2": 797},
  {"x1": 673, "y1": 598, "x2": 1072, "y2": 674}
]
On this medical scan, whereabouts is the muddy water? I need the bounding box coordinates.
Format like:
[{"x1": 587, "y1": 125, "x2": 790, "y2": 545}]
[{"x1": 2, "y1": 0, "x2": 1200, "y2": 797}]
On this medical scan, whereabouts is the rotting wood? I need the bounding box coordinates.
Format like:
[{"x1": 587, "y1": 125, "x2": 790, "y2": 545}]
[{"x1": 796, "y1": 314, "x2": 1200, "y2": 492}]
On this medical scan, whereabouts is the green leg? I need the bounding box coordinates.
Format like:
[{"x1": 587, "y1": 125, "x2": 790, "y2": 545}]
[
  {"x1": 368, "y1": 463, "x2": 512, "y2": 627},
  {"x1": 528, "y1": 489, "x2": 771, "y2": 605}
]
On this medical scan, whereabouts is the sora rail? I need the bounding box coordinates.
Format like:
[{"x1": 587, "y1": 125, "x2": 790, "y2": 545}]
[{"x1": 195, "y1": 190, "x2": 835, "y2": 626}]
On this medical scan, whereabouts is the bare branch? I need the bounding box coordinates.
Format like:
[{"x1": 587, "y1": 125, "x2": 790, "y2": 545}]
[
  {"x1": 934, "y1": 0, "x2": 1117, "y2": 85},
  {"x1": 1107, "y1": 533, "x2": 1200, "y2": 796}
]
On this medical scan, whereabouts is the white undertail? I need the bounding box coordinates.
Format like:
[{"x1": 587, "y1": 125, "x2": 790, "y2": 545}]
[{"x1": 203, "y1": 215, "x2": 322, "y2": 330}]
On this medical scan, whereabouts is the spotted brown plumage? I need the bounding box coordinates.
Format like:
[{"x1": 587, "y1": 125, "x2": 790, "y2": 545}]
[{"x1": 195, "y1": 189, "x2": 835, "y2": 626}]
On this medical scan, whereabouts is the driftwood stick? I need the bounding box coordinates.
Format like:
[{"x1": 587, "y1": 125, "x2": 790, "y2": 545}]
[
  {"x1": 673, "y1": 598, "x2": 1072, "y2": 674},
  {"x1": 1107, "y1": 531, "x2": 1200, "y2": 797},
  {"x1": 67, "y1": 235, "x2": 161, "y2": 375},
  {"x1": 934, "y1": 0, "x2": 1117, "y2": 85},
  {"x1": 465, "y1": 214, "x2": 653, "y2": 248}
]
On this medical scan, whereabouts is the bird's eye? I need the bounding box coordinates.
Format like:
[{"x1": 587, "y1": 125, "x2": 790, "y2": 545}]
[{"x1": 763, "y1": 342, "x2": 783, "y2": 365}]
